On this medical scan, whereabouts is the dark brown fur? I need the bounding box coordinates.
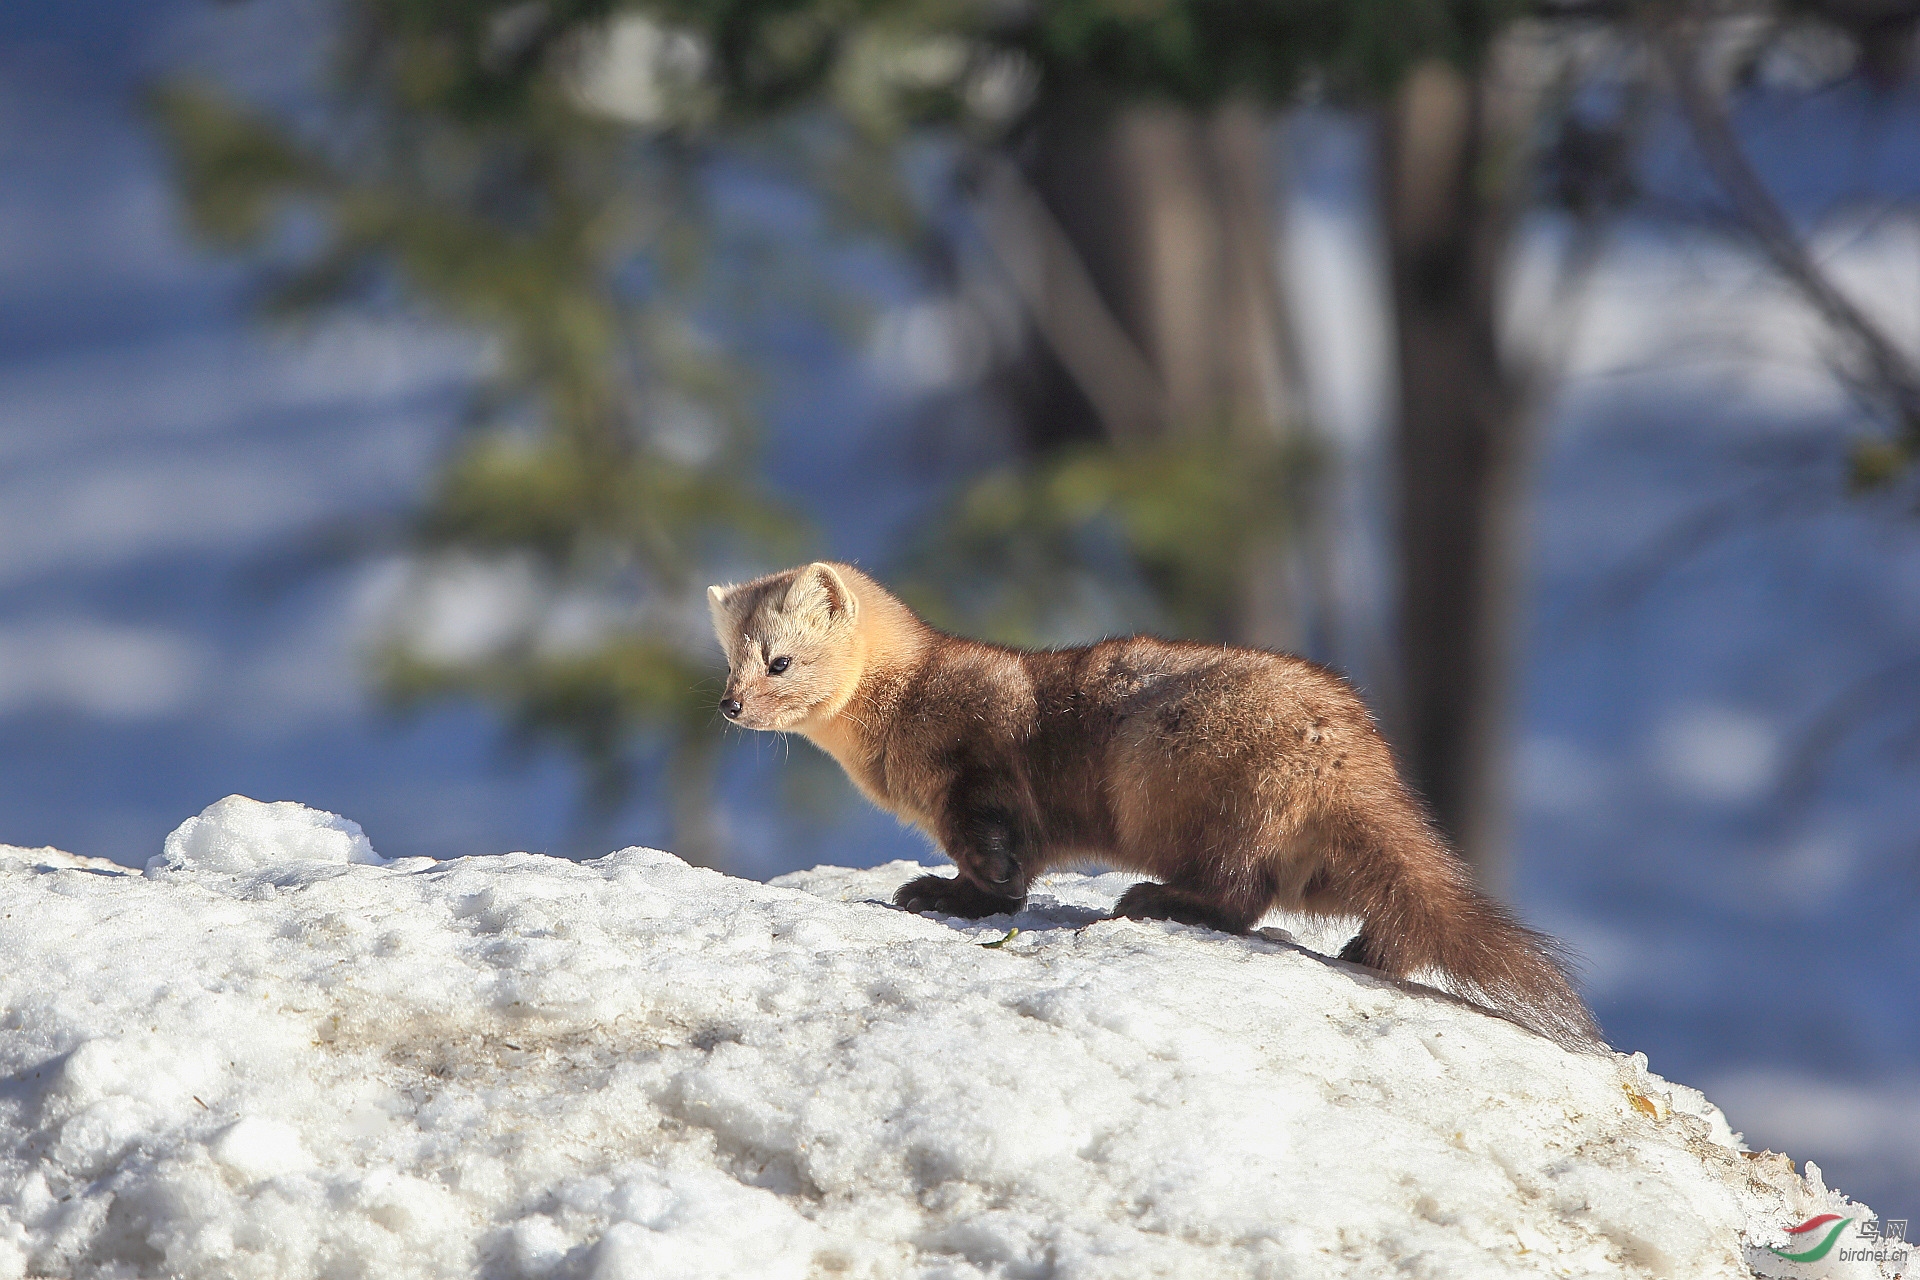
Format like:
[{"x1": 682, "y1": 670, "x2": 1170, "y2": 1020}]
[{"x1": 709, "y1": 562, "x2": 1603, "y2": 1050}]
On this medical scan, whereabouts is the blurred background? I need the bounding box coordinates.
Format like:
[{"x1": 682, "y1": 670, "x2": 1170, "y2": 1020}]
[{"x1": 3, "y1": 0, "x2": 1917, "y2": 1216}]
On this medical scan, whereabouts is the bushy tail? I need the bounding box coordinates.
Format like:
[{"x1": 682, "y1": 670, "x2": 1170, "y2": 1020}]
[{"x1": 1336, "y1": 821, "x2": 1604, "y2": 1052}]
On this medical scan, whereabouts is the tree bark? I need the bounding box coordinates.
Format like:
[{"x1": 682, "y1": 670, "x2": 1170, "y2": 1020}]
[{"x1": 1378, "y1": 59, "x2": 1533, "y2": 889}]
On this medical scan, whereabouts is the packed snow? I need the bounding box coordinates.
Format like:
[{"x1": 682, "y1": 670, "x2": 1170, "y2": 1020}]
[{"x1": 0, "y1": 797, "x2": 1900, "y2": 1278}]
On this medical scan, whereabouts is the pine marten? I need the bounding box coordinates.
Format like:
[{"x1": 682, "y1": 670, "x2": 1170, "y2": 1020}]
[{"x1": 708, "y1": 561, "x2": 1602, "y2": 1050}]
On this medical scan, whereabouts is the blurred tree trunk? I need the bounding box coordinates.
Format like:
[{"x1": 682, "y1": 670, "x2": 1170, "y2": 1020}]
[
  {"x1": 1810, "y1": 0, "x2": 1919, "y2": 88},
  {"x1": 1378, "y1": 57, "x2": 1537, "y2": 889},
  {"x1": 986, "y1": 90, "x2": 1315, "y2": 650}
]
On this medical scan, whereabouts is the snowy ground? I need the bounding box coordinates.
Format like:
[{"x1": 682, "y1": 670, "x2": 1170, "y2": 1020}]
[
  {"x1": 0, "y1": 798, "x2": 1902, "y2": 1279},
  {"x1": 3, "y1": 0, "x2": 1918, "y2": 1219}
]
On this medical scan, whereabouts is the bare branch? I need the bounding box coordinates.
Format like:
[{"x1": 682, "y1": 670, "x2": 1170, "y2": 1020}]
[
  {"x1": 968, "y1": 152, "x2": 1169, "y2": 448},
  {"x1": 1772, "y1": 652, "x2": 1920, "y2": 812},
  {"x1": 1540, "y1": 434, "x2": 1848, "y2": 644},
  {"x1": 1658, "y1": 15, "x2": 1920, "y2": 446}
]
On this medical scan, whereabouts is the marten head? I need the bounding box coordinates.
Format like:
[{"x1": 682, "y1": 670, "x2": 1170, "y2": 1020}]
[{"x1": 707, "y1": 563, "x2": 862, "y2": 731}]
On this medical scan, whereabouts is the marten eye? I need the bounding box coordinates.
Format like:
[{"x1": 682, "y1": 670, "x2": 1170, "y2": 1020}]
[{"x1": 768, "y1": 655, "x2": 792, "y2": 675}]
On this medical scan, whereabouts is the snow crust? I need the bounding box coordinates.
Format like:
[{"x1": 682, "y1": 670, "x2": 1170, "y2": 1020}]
[{"x1": 0, "y1": 798, "x2": 1897, "y2": 1278}]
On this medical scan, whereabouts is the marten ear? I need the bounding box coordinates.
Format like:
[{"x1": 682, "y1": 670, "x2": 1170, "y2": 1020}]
[
  {"x1": 706, "y1": 584, "x2": 735, "y2": 639},
  {"x1": 782, "y1": 562, "x2": 859, "y2": 627}
]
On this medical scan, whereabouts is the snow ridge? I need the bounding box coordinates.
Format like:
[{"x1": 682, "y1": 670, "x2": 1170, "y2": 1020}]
[{"x1": 0, "y1": 798, "x2": 1893, "y2": 1278}]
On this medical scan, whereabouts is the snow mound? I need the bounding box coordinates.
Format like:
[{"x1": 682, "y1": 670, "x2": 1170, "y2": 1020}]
[{"x1": 0, "y1": 799, "x2": 1896, "y2": 1279}]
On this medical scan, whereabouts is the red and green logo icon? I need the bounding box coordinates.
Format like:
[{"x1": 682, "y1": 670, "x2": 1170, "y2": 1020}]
[{"x1": 1769, "y1": 1214, "x2": 1853, "y2": 1262}]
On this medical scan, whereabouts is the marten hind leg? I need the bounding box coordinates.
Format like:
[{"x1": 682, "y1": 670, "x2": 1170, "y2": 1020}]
[
  {"x1": 1336, "y1": 929, "x2": 1380, "y2": 967},
  {"x1": 1114, "y1": 873, "x2": 1273, "y2": 936}
]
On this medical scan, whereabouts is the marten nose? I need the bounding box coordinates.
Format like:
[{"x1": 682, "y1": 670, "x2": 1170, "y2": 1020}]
[{"x1": 721, "y1": 697, "x2": 742, "y2": 719}]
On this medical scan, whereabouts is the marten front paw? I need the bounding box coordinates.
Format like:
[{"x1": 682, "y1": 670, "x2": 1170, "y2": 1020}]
[{"x1": 894, "y1": 873, "x2": 1022, "y2": 919}]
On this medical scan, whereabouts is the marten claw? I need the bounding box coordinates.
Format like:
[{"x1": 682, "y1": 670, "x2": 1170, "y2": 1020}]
[{"x1": 894, "y1": 873, "x2": 1021, "y2": 919}]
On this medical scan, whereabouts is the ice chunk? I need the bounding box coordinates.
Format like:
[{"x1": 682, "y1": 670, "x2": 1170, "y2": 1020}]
[
  {"x1": 146, "y1": 795, "x2": 385, "y2": 876},
  {"x1": 585, "y1": 1168, "x2": 822, "y2": 1280},
  {"x1": 210, "y1": 1117, "x2": 311, "y2": 1183}
]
